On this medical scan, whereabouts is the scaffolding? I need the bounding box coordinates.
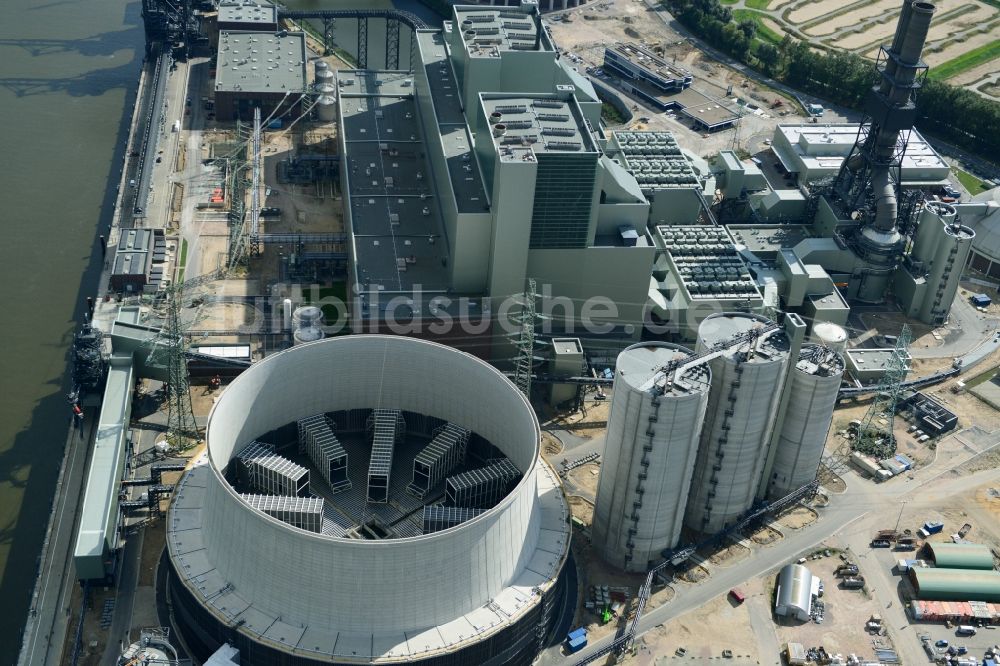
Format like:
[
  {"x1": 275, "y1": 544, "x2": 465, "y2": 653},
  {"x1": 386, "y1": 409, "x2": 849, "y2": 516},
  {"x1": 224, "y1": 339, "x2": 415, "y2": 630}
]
[
  {"x1": 406, "y1": 423, "x2": 470, "y2": 498},
  {"x1": 241, "y1": 494, "x2": 324, "y2": 533},
  {"x1": 298, "y1": 414, "x2": 351, "y2": 493},
  {"x1": 445, "y1": 458, "x2": 520, "y2": 509},
  {"x1": 239, "y1": 441, "x2": 310, "y2": 497},
  {"x1": 422, "y1": 505, "x2": 484, "y2": 534},
  {"x1": 855, "y1": 325, "x2": 912, "y2": 459},
  {"x1": 366, "y1": 409, "x2": 405, "y2": 503}
]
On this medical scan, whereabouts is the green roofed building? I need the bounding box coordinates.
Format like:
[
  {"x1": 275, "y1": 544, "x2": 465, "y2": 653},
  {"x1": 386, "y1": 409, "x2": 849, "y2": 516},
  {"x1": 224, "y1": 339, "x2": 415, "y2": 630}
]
[
  {"x1": 908, "y1": 568, "x2": 1000, "y2": 602},
  {"x1": 927, "y1": 543, "x2": 996, "y2": 570}
]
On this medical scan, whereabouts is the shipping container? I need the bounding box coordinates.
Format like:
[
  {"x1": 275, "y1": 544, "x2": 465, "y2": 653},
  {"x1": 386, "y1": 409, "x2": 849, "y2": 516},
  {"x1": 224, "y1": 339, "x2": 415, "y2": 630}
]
[
  {"x1": 923, "y1": 521, "x2": 944, "y2": 534},
  {"x1": 568, "y1": 635, "x2": 588, "y2": 653}
]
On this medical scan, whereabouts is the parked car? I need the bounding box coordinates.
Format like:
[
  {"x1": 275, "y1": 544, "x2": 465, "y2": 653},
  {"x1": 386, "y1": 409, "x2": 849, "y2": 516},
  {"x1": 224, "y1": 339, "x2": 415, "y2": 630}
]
[{"x1": 936, "y1": 640, "x2": 949, "y2": 648}]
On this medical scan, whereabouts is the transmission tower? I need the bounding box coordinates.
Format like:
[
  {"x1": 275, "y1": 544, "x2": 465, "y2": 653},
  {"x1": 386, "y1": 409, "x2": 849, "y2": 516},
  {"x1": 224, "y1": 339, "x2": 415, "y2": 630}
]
[
  {"x1": 511, "y1": 278, "x2": 539, "y2": 400},
  {"x1": 854, "y1": 324, "x2": 911, "y2": 459},
  {"x1": 147, "y1": 271, "x2": 221, "y2": 448}
]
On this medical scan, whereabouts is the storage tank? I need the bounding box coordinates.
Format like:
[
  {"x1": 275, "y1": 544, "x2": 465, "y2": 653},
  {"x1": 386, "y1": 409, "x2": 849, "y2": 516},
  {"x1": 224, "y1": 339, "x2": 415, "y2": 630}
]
[
  {"x1": 293, "y1": 325, "x2": 325, "y2": 345},
  {"x1": 315, "y1": 82, "x2": 337, "y2": 123},
  {"x1": 292, "y1": 305, "x2": 324, "y2": 329},
  {"x1": 911, "y1": 202, "x2": 956, "y2": 264},
  {"x1": 810, "y1": 321, "x2": 848, "y2": 353},
  {"x1": 766, "y1": 345, "x2": 845, "y2": 499},
  {"x1": 593, "y1": 343, "x2": 711, "y2": 572},
  {"x1": 684, "y1": 313, "x2": 790, "y2": 534},
  {"x1": 917, "y1": 207, "x2": 975, "y2": 325},
  {"x1": 314, "y1": 60, "x2": 334, "y2": 86}
]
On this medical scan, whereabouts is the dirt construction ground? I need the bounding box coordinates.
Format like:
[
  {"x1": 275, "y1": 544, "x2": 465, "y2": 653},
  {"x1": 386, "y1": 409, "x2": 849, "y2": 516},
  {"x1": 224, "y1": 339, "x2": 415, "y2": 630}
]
[{"x1": 544, "y1": 0, "x2": 828, "y2": 157}]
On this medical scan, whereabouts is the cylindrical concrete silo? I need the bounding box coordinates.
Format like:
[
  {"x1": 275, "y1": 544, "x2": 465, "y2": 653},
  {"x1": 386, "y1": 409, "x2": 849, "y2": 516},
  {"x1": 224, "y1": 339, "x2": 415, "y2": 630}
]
[
  {"x1": 766, "y1": 345, "x2": 845, "y2": 499},
  {"x1": 592, "y1": 343, "x2": 711, "y2": 572},
  {"x1": 684, "y1": 313, "x2": 790, "y2": 535}
]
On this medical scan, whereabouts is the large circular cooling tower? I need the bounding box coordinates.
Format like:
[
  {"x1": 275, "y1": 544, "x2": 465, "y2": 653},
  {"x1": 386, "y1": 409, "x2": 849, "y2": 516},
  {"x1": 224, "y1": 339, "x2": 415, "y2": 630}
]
[{"x1": 166, "y1": 336, "x2": 570, "y2": 665}]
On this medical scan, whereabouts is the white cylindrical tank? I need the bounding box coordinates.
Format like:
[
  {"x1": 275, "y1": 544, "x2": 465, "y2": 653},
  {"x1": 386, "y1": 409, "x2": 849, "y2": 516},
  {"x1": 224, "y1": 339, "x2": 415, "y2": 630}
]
[
  {"x1": 293, "y1": 325, "x2": 325, "y2": 345},
  {"x1": 314, "y1": 60, "x2": 334, "y2": 86},
  {"x1": 292, "y1": 305, "x2": 324, "y2": 329},
  {"x1": 911, "y1": 202, "x2": 956, "y2": 264},
  {"x1": 919, "y1": 216, "x2": 975, "y2": 325},
  {"x1": 685, "y1": 313, "x2": 790, "y2": 534},
  {"x1": 766, "y1": 345, "x2": 845, "y2": 499},
  {"x1": 593, "y1": 343, "x2": 711, "y2": 572},
  {"x1": 810, "y1": 321, "x2": 848, "y2": 353},
  {"x1": 282, "y1": 298, "x2": 293, "y2": 331},
  {"x1": 315, "y1": 83, "x2": 337, "y2": 122}
]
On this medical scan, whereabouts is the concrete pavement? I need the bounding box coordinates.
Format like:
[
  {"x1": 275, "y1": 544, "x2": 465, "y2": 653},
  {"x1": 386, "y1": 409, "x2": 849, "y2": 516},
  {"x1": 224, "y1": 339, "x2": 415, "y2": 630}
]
[{"x1": 544, "y1": 422, "x2": 1000, "y2": 665}]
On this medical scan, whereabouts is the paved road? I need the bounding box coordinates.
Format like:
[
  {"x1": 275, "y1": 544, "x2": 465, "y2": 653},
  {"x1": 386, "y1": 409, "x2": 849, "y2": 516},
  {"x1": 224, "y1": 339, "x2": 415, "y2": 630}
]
[{"x1": 543, "y1": 424, "x2": 1000, "y2": 665}]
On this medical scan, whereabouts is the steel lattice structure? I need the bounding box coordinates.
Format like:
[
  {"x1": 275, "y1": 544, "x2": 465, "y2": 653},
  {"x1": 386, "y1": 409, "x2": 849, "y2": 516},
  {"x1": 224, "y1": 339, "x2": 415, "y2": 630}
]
[
  {"x1": 854, "y1": 324, "x2": 911, "y2": 459},
  {"x1": 147, "y1": 270, "x2": 222, "y2": 447},
  {"x1": 511, "y1": 278, "x2": 539, "y2": 400}
]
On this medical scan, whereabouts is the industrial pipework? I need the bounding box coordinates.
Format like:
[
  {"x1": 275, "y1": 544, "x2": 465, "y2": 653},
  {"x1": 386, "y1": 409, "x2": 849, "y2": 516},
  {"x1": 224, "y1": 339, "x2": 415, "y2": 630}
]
[{"x1": 834, "y1": 0, "x2": 936, "y2": 303}]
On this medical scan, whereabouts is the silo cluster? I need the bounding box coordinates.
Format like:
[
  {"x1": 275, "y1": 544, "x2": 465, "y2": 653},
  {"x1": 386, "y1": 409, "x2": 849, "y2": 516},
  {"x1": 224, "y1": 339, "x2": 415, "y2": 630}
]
[
  {"x1": 314, "y1": 60, "x2": 338, "y2": 123},
  {"x1": 594, "y1": 313, "x2": 843, "y2": 571}
]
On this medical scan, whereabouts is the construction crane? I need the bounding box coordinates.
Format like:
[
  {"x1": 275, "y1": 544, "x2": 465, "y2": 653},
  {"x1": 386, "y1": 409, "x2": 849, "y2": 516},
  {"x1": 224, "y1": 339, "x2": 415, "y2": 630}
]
[
  {"x1": 854, "y1": 324, "x2": 911, "y2": 459},
  {"x1": 146, "y1": 269, "x2": 223, "y2": 449}
]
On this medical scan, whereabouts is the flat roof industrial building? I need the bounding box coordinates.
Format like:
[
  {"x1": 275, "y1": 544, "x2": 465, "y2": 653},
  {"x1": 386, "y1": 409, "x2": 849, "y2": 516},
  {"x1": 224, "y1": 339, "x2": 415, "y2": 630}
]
[
  {"x1": 771, "y1": 124, "x2": 950, "y2": 184},
  {"x1": 214, "y1": 31, "x2": 307, "y2": 120}
]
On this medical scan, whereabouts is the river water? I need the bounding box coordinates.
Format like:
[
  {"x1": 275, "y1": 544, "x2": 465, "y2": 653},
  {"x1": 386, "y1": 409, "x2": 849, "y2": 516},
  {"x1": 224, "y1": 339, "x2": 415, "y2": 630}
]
[{"x1": 0, "y1": 0, "x2": 441, "y2": 660}]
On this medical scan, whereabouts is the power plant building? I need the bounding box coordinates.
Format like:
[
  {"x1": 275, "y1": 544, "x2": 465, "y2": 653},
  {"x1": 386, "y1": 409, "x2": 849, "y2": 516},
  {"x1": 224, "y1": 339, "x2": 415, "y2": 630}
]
[
  {"x1": 165, "y1": 336, "x2": 570, "y2": 665},
  {"x1": 214, "y1": 31, "x2": 307, "y2": 121},
  {"x1": 592, "y1": 343, "x2": 711, "y2": 572}
]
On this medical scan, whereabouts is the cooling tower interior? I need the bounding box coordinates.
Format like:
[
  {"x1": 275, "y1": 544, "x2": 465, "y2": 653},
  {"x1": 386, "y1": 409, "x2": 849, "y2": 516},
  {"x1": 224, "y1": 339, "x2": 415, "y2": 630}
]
[{"x1": 165, "y1": 335, "x2": 570, "y2": 666}]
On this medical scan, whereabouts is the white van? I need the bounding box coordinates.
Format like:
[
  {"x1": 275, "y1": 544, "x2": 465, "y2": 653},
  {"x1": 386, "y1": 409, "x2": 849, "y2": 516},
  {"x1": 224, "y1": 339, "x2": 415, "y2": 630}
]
[{"x1": 955, "y1": 626, "x2": 977, "y2": 636}]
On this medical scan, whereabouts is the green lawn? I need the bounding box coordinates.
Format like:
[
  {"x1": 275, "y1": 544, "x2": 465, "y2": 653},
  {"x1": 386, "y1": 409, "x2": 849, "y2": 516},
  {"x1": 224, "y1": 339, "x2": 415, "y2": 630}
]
[
  {"x1": 745, "y1": 0, "x2": 772, "y2": 8},
  {"x1": 733, "y1": 9, "x2": 783, "y2": 46},
  {"x1": 177, "y1": 238, "x2": 188, "y2": 283},
  {"x1": 601, "y1": 102, "x2": 626, "y2": 125},
  {"x1": 953, "y1": 166, "x2": 993, "y2": 194},
  {"x1": 301, "y1": 282, "x2": 350, "y2": 331},
  {"x1": 720, "y1": 0, "x2": 738, "y2": 4},
  {"x1": 928, "y1": 39, "x2": 1000, "y2": 80}
]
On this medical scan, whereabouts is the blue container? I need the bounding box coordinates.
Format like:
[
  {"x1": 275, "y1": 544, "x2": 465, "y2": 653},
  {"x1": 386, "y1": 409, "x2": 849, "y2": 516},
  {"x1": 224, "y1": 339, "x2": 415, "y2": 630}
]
[
  {"x1": 268, "y1": 118, "x2": 283, "y2": 129},
  {"x1": 923, "y1": 521, "x2": 944, "y2": 534},
  {"x1": 568, "y1": 635, "x2": 588, "y2": 653},
  {"x1": 568, "y1": 627, "x2": 587, "y2": 641}
]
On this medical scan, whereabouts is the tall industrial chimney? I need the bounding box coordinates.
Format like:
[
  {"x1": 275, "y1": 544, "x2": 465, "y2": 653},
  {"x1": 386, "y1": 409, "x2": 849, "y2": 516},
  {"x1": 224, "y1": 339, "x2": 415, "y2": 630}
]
[{"x1": 833, "y1": 0, "x2": 936, "y2": 303}]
